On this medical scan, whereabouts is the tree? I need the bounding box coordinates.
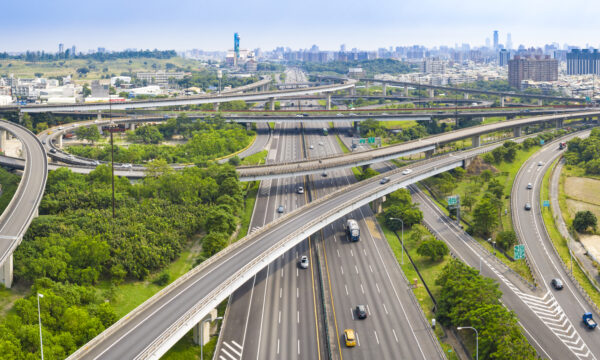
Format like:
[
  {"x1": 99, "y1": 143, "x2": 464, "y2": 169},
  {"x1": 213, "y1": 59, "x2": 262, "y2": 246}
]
[
  {"x1": 487, "y1": 179, "x2": 504, "y2": 200},
  {"x1": 472, "y1": 198, "x2": 498, "y2": 236},
  {"x1": 496, "y1": 230, "x2": 517, "y2": 250},
  {"x1": 357, "y1": 167, "x2": 379, "y2": 181},
  {"x1": 75, "y1": 126, "x2": 101, "y2": 144},
  {"x1": 480, "y1": 169, "x2": 493, "y2": 183},
  {"x1": 417, "y1": 239, "x2": 449, "y2": 261},
  {"x1": 202, "y1": 232, "x2": 228, "y2": 257},
  {"x1": 573, "y1": 210, "x2": 598, "y2": 233},
  {"x1": 462, "y1": 193, "x2": 476, "y2": 211}
]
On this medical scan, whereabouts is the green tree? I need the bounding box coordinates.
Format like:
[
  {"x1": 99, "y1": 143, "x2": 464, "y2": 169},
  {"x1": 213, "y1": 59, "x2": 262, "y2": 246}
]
[
  {"x1": 75, "y1": 126, "x2": 101, "y2": 144},
  {"x1": 573, "y1": 210, "x2": 598, "y2": 233},
  {"x1": 462, "y1": 193, "x2": 476, "y2": 211},
  {"x1": 357, "y1": 167, "x2": 379, "y2": 181},
  {"x1": 496, "y1": 230, "x2": 517, "y2": 250},
  {"x1": 472, "y1": 197, "x2": 498, "y2": 236},
  {"x1": 202, "y1": 232, "x2": 228, "y2": 257},
  {"x1": 480, "y1": 169, "x2": 493, "y2": 183},
  {"x1": 417, "y1": 239, "x2": 449, "y2": 261}
]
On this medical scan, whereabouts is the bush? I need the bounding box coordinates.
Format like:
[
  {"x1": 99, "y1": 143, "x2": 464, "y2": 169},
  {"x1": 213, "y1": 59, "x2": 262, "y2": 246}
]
[
  {"x1": 573, "y1": 210, "x2": 597, "y2": 233},
  {"x1": 496, "y1": 230, "x2": 517, "y2": 250},
  {"x1": 417, "y1": 239, "x2": 449, "y2": 261},
  {"x1": 153, "y1": 272, "x2": 170, "y2": 286}
]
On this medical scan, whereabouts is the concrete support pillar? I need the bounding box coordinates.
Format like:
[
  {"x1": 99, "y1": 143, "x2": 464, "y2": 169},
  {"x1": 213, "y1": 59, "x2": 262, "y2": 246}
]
[
  {"x1": 0, "y1": 130, "x2": 5, "y2": 152},
  {"x1": 500, "y1": 96, "x2": 505, "y2": 107},
  {"x1": 58, "y1": 134, "x2": 63, "y2": 149},
  {"x1": 0, "y1": 253, "x2": 13, "y2": 288},
  {"x1": 556, "y1": 118, "x2": 564, "y2": 128},
  {"x1": 513, "y1": 126, "x2": 522, "y2": 137},
  {"x1": 18, "y1": 112, "x2": 23, "y2": 124},
  {"x1": 371, "y1": 196, "x2": 385, "y2": 214},
  {"x1": 428, "y1": 88, "x2": 435, "y2": 98},
  {"x1": 326, "y1": 93, "x2": 332, "y2": 111},
  {"x1": 269, "y1": 97, "x2": 275, "y2": 111},
  {"x1": 382, "y1": 83, "x2": 387, "y2": 97},
  {"x1": 350, "y1": 86, "x2": 356, "y2": 96},
  {"x1": 464, "y1": 93, "x2": 469, "y2": 100},
  {"x1": 130, "y1": 123, "x2": 136, "y2": 131},
  {"x1": 403, "y1": 86, "x2": 409, "y2": 97},
  {"x1": 213, "y1": 102, "x2": 219, "y2": 111},
  {"x1": 424, "y1": 149, "x2": 434, "y2": 159},
  {"x1": 97, "y1": 125, "x2": 103, "y2": 135},
  {"x1": 353, "y1": 121, "x2": 359, "y2": 133},
  {"x1": 97, "y1": 111, "x2": 102, "y2": 120},
  {"x1": 472, "y1": 135, "x2": 480, "y2": 147},
  {"x1": 246, "y1": 122, "x2": 251, "y2": 131},
  {"x1": 538, "y1": 99, "x2": 543, "y2": 106},
  {"x1": 192, "y1": 308, "x2": 218, "y2": 345}
]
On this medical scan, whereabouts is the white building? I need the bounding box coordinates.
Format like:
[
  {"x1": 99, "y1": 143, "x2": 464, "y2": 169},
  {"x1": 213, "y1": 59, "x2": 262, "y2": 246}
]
[{"x1": 0, "y1": 95, "x2": 12, "y2": 106}]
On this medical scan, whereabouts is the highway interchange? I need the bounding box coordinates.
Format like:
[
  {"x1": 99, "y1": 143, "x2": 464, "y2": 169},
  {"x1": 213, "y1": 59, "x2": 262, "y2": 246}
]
[{"x1": 1, "y1": 75, "x2": 600, "y2": 359}]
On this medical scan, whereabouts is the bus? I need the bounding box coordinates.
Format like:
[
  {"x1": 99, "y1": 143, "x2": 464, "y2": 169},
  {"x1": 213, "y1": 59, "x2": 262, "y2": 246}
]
[{"x1": 322, "y1": 127, "x2": 328, "y2": 136}]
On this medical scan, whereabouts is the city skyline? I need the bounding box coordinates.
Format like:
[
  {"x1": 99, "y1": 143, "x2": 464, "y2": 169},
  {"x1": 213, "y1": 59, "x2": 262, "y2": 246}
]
[{"x1": 1, "y1": 0, "x2": 599, "y2": 52}]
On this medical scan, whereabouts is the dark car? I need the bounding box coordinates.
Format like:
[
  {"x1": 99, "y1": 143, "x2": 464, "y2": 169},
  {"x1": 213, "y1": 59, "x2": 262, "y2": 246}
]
[
  {"x1": 524, "y1": 203, "x2": 532, "y2": 211},
  {"x1": 380, "y1": 177, "x2": 390, "y2": 184},
  {"x1": 322, "y1": 172, "x2": 328, "y2": 177},
  {"x1": 356, "y1": 305, "x2": 367, "y2": 319},
  {"x1": 551, "y1": 278, "x2": 564, "y2": 290},
  {"x1": 49, "y1": 148, "x2": 57, "y2": 154}
]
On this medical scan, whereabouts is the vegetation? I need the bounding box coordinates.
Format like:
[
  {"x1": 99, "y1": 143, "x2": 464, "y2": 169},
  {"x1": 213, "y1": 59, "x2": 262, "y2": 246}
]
[
  {"x1": 436, "y1": 259, "x2": 537, "y2": 359},
  {"x1": 0, "y1": 49, "x2": 177, "y2": 62},
  {"x1": 177, "y1": 70, "x2": 259, "y2": 91},
  {"x1": 382, "y1": 189, "x2": 424, "y2": 229},
  {"x1": 417, "y1": 239, "x2": 449, "y2": 261},
  {"x1": 0, "y1": 167, "x2": 20, "y2": 214},
  {"x1": 301, "y1": 59, "x2": 416, "y2": 75},
  {"x1": 75, "y1": 126, "x2": 100, "y2": 144},
  {"x1": 565, "y1": 127, "x2": 600, "y2": 175},
  {"x1": 573, "y1": 210, "x2": 598, "y2": 233}
]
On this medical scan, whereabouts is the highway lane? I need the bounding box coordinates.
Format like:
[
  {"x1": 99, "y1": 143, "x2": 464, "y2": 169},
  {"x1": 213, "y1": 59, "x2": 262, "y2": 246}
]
[
  {"x1": 512, "y1": 132, "x2": 600, "y2": 359},
  {"x1": 305, "y1": 122, "x2": 442, "y2": 360},
  {"x1": 215, "y1": 121, "x2": 322, "y2": 360}
]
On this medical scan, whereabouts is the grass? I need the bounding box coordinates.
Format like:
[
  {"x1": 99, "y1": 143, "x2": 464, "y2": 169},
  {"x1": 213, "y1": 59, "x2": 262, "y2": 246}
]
[
  {"x1": 541, "y1": 161, "x2": 600, "y2": 308},
  {"x1": 376, "y1": 214, "x2": 460, "y2": 360},
  {"x1": 380, "y1": 120, "x2": 418, "y2": 129},
  {"x1": 240, "y1": 150, "x2": 268, "y2": 166},
  {"x1": 335, "y1": 134, "x2": 350, "y2": 154},
  {"x1": 237, "y1": 181, "x2": 260, "y2": 240}
]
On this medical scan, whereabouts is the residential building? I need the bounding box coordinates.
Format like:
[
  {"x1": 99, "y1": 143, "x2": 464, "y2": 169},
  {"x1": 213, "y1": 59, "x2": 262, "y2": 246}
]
[
  {"x1": 499, "y1": 49, "x2": 511, "y2": 66},
  {"x1": 508, "y1": 55, "x2": 558, "y2": 88},
  {"x1": 567, "y1": 49, "x2": 600, "y2": 75},
  {"x1": 136, "y1": 71, "x2": 186, "y2": 86}
]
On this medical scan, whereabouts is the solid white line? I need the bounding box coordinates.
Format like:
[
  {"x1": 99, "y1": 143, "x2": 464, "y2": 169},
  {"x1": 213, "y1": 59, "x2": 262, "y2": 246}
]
[
  {"x1": 356, "y1": 332, "x2": 361, "y2": 347},
  {"x1": 255, "y1": 263, "x2": 270, "y2": 360}
]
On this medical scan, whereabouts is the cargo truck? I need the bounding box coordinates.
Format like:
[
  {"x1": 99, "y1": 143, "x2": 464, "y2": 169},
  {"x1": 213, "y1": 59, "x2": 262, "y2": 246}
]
[
  {"x1": 346, "y1": 219, "x2": 360, "y2": 242},
  {"x1": 583, "y1": 312, "x2": 597, "y2": 329}
]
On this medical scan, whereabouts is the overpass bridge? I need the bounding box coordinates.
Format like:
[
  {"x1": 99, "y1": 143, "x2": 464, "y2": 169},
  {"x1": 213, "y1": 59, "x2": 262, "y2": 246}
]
[
  {"x1": 221, "y1": 77, "x2": 272, "y2": 93},
  {"x1": 0, "y1": 120, "x2": 47, "y2": 288}
]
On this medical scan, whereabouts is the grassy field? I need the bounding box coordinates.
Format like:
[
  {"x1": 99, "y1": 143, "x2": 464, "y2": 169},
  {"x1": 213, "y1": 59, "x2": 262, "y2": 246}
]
[
  {"x1": 375, "y1": 215, "x2": 460, "y2": 360},
  {"x1": 541, "y1": 160, "x2": 600, "y2": 308},
  {"x1": 240, "y1": 149, "x2": 268, "y2": 166},
  {"x1": 564, "y1": 176, "x2": 600, "y2": 220},
  {"x1": 0, "y1": 57, "x2": 200, "y2": 82},
  {"x1": 237, "y1": 181, "x2": 260, "y2": 240}
]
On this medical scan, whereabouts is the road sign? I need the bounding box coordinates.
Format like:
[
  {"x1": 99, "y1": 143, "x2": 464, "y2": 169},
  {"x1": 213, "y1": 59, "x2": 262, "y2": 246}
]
[
  {"x1": 543, "y1": 200, "x2": 550, "y2": 208},
  {"x1": 447, "y1": 196, "x2": 458, "y2": 206},
  {"x1": 359, "y1": 139, "x2": 366, "y2": 144},
  {"x1": 368, "y1": 137, "x2": 375, "y2": 144},
  {"x1": 514, "y1": 244, "x2": 526, "y2": 260},
  {"x1": 540, "y1": 139, "x2": 545, "y2": 145}
]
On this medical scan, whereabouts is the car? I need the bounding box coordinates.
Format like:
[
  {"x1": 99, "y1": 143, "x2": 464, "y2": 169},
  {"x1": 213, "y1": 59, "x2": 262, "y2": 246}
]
[
  {"x1": 527, "y1": 183, "x2": 533, "y2": 189},
  {"x1": 71, "y1": 124, "x2": 76, "y2": 128},
  {"x1": 318, "y1": 142, "x2": 324, "y2": 146},
  {"x1": 58, "y1": 126, "x2": 63, "y2": 130},
  {"x1": 538, "y1": 161, "x2": 544, "y2": 166},
  {"x1": 297, "y1": 186, "x2": 304, "y2": 194},
  {"x1": 351, "y1": 144, "x2": 357, "y2": 149},
  {"x1": 322, "y1": 172, "x2": 328, "y2": 177},
  {"x1": 551, "y1": 278, "x2": 564, "y2": 290},
  {"x1": 277, "y1": 205, "x2": 284, "y2": 213},
  {"x1": 309, "y1": 145, "x2": 314, "y2": 149},
  {"x1": 302, "y1": 113, "x2": 309, "y2": 117},
  {"x1": 49, "y1": 148, "x2": 57, "y2": 154},
  {"x1": 336, "y1": 113, "x2": 344, "y2": 116},
  {"x1": 92, "y1": 160, "x2": 100, "y2": 166},
  {"x1": 299, "y1": 256, "x2": 309, "y2": 269},
  {"x1": 121, "y1": 163, "x2": 133, "y2": 169},
  {"x1": 524, "y1": 203, "x2": 532, "y2": 211},
  {"x1": 295, "y1": 114, "x2": 303, "y2": 118},
  {"x1": 402, "y1": 169, "x2": 413, "y2": 175},
  {"x1": 42, "y1": 140, "x2": 46, "y2": 145},
  {"x1": 344, "y1": 329, "x2": 357, "y2": 347},
  {"x1": 380, "y1": 177, "x2": 390, "y2": 184},
  {"x1": 356, "y1": 305, "x2": 367, "y2": 319}
]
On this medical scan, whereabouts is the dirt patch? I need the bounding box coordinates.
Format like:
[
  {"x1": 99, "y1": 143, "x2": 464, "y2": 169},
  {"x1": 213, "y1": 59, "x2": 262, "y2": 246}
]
[
  {"x1": 466, "y1": 156, "x2": 499, "y2": 175},
  {"x1": 580, "y1": 234, "x2": 600, "y2": 264},
  {"x1": 566, "y1": 199, "x2": 600, "y2": 220},
  {"x1": 565, "y1": 177, "x2": 600, "y2": 205}
]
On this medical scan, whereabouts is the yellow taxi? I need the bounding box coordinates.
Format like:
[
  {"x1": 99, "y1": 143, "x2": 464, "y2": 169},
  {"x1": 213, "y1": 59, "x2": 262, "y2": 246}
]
[{"x1": 344, "y1": 329, "x2": 356, "y2": 347}]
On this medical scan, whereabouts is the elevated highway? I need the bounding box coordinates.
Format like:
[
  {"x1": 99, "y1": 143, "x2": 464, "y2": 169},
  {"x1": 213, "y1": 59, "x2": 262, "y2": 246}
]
[{"x1": 0, "y1": 120, "x2": 47, "y2": 287}]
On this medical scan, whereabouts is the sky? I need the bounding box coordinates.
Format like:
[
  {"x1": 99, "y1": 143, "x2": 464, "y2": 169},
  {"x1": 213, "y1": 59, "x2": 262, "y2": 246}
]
[{"x1": 1, "y1": 0, "x2": 599, "y2": 52}]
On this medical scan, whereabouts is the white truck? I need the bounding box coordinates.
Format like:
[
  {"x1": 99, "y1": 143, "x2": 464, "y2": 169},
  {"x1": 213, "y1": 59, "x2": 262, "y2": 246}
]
[{"x1": 346, "y1": 219, "x2": 360, "y2": 242}]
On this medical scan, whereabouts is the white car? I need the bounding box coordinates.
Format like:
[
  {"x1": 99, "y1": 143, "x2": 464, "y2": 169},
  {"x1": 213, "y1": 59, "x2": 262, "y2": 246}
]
[
  {"x1": 402, "y1": 169, "x2": 413, "y2": 175},
  {"x1": 309, "y1": 145, "x2": 314, "y2": 149},
  {"x1": 121, "y1": 163, "x2": 133, "y2": 168},
  {"x1": 299, "y1": 256, "x2": 309, "y2": 269},
  {"x1": 336, "y1": 113, "x2": 344, "y2": 116}
]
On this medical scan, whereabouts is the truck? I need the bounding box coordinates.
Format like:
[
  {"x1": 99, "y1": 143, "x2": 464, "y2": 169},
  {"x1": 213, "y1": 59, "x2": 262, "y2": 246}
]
[
  {"x1": 346, "y1": 219, "x2": 360, "y2": 242},
  {"x1": 583, "y1": 312, "x2": 597, "y2": 329},
  {"x1": 559, "y1": 142, "x2": 567, "y2": 150}
]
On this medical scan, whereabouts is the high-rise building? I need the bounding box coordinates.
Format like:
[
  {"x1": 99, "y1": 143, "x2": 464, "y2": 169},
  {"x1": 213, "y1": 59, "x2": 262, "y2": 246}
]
[
  {"x1": 58, "y1": 43, "x2": 64, "y2": 54},
  {"x1": 493, "y1": 30, "x2": 499, "y2": 50},
  {"x1": 71, "y1": 45, "x2": 76, "y2": 57},
  {"x1": 499, "y1": 49, "x2": 511, "y2": 66},
  {"x1": 508, "y1": 55, "x2": 558, "y2": 89},
  {"x1": 506, "y1": 33, "x2": 513, "y2": 50},
  {"x1": 340, "y1": 44, "x2": 346, "y2": 52},
  {"x1": 233, "y1": 33, "x2": 240, "y2": 66},
  {"x1": 567, "y1": 49, "x2": 600, "y2": 75}
]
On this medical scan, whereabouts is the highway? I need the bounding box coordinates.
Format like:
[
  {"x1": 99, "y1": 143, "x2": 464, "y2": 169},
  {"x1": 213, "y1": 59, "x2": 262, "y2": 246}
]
[
  {"x1": 512, "y1": 132, "x2": 600, "y2": 359},
  {"x1": 0, "y1": 120, "x2": 47, "y2": 287}
]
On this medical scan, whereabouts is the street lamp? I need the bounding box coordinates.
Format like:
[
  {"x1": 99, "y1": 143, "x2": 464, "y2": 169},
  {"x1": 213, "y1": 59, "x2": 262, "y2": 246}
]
[
  {"x1": 457, "y1": 326, "x2": 479, "y2": 360},
  {"x1": 389, "y1": 217, "x2": 404, "y2": 265},
  {"x1": 201, "y1": 316, "x2": 224, "y2": 360},
  {"x1": 37, "y1": 293, "x2": 44, "y2": 360}
]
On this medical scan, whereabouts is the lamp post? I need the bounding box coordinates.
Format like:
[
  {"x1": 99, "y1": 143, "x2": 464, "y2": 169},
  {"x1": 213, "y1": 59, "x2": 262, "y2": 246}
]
[
  {"x1": 201, "y1": 316, "x2": 223, "y2": 360},
  {"x1": 457, "y1": 326, "x2": 478, "y2": 360},
  {"x1": 389, "y1": 217, "x2": 404, "y2": 265},
  {"x1": 37, "y1": 293, "x2": 44, "y2": 360}
]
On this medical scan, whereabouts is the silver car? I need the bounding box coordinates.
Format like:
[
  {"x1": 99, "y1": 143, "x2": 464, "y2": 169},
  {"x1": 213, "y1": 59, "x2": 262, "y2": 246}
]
[{"x1": 299, "y1": 256, "x2": 309, "y2": 269}]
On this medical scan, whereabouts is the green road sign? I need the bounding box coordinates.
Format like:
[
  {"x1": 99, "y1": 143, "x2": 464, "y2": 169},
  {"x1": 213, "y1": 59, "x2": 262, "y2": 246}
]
[
  {"x1": 514, "y1": 244, "x2": 525, "y2": 260},
  {"x1": 543, "y1": 200, "x2": 550, "y2": 208},
  {"x1": 368, "y1": 137, "x2": 375, "y2": 144},
  {"x1": 359, "y1": 139, "x2": 366, "y2": 144},
  {"x1": 447, "y1": 196, "x2": 458, "y2": 206}
]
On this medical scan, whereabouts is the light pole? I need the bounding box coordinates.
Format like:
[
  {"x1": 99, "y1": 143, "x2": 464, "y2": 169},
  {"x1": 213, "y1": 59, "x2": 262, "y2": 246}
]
[
  {"x1": 457, "y1": 326, "x2": 478, "y2": 360},
  {"x1": 37, "y1": 293, "x2": 44, "y2": 360},
  {"x1": 201, "y1": 316, "x2": 223, "y2": 360},
  {"x1": 389, "y1": 217, "x2": 404, "y2": 265}
]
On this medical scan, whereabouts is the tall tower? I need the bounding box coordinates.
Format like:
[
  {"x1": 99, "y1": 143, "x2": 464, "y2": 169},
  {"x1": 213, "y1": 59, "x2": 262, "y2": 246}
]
[
  {"x1": 234, "y1": 33, "x2": 240, "y2": 67},
  {"x1": 58, "y1": 43, "x2": 64, "y2": 54},
  {"x1": 506, "y1": 33, "x2": 513, "y2": 50},
  {"x1": 493, "y1": 30, "x2": 499, "y2": 50}
]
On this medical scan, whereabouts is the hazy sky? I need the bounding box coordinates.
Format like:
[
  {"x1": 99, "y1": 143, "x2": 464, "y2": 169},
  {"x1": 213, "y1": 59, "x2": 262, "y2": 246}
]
[{"x1": 1, "y1": 0, "x2": 599, "y2": 52}]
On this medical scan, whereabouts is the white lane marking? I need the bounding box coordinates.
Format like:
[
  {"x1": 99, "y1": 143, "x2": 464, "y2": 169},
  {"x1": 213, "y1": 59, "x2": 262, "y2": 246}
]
[
  {"x1": 360, "y1": 283, "x2": 364, "y2": 294},
  {"x1": 363, "y1": 248, "x2": 367, "y2": 256},
  {"x1": 221, "y1": 348, "x2": 237, "y2": 360},
  {"x1": 337, "y1": 249, "x2": 340, "y2": 257},
  {"x1": 356, "y1": 332, "x2": 361, "y2": 347},
  {"x1": 281, "y1": 268, "x2": 283, "y2": 278},
  {"x1": 255, "y1": 263, "x2": 270, "y2": 360},
  {"x1": 340, "y1": 265, "x2": 344, "y2": 275},
  {"x1": 383, "y1": 303, "x2": 389, "y2": 315},
  {"x1": 374, "y1": 330, "x2": 380, "y2": 345},
  {"x1": 355, "y1": 265, "x2": 359, "y2": 274},
  {"x1": 345, "y1": 284, "x2": 349, "y2": 296},
  {"x1": 350, "y1": 249, "x2": 354, "y2": 257},
  {"x1": 369, "y1": 264, "x2": 373, "y2": 273},
  {"x1": 296, "y1": 268, "x2": 298, "y2": 277},
  {"x1": 277, "y1": 339, "x2": 280, "y2": 354},
  {"x1": 392, "y1": 329, "x2": 399, "y2": 343},
  {"x1": 376, "y1": 283, "x2": 380, "y2": 293},
  {"x1": 224, "y1": 342, "x2": 242, "y2": 357},
  {"x1": 297, "y1": 287, "x2": 299, "y2": 298},
  {"x1": 280, "y1": 287, "x2": 282, "y2": 298},
  {"x1": 350, "y1": 308, "x2": 354, "y2": 320},
  {"x1": 298, "y1": 339, "x2": 301, "y2": 355},
  {"x1": 297, "y1": 310, "x2": 300, "y2": 324},
  {"x1": 278, "y1": 311, "x2": 281, "y2": 324},
  {"x1": 231, "y1": 340, "x2": 242, "y2": 350},
  {"x1": 366, "y1": 304, "x2": 371, "y2": 315}
]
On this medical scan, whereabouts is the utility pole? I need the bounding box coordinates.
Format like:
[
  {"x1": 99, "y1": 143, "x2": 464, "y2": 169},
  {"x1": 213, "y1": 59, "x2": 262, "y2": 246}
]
[{"x1": 109, "y1": 99, "x2": 115, "y2": 218}]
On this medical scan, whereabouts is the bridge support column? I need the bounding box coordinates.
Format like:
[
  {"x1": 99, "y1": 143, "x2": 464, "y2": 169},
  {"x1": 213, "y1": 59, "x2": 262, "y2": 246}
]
[
  {"x1": 130, "y1": 123, "x2": 136, "y2": 131},
  {"x1": 0, "y1": 130, "x2": 5, "y2": 152},
  {"x1": 382, "y1": 83, "x2": 387, "y2": 97},
  {"x1": 213, "y1": 103, "x2": 219, "y2": 112},
  {"x1": 513, "y1": 126, "x2": 522, "y2": 137},
  {"x1": 326, "y1": 93, "x2": 332, "y2": 111},
  {"x1": 428, "y1": 88, "x2": 435, "y2": 98},
  {"x1": 424, "y1": 149, "x2": 434, "y2": 159},
  {"x1": 246, "y1": 122, "x2": 252, "y2": 131},
  {"x1": 269, "y1": 97, "x2": 275, "y2": 111},
  {"x1": 353, "y1": 121, "x2": 359, "y2": 133},
  {"x1": 500, "y1": 96, "x2": 505, "y2": 107},
  {"x1": 403, "y1": 86, "x2": 408, "y2": 96},
  {"x1": 97, "y1": 125, "x2": 103, "y2": 135},
  {"x1": 349, "y1": 86, "x2": 356, "y2": 96},
  {"x1": 192, "y1": 308, "x2": 218, "y2": 346},
  {"x1": 464, "y1": 93, "x2": 469, "y2": 100},
  {"x1": 58, "y1": 134, "x2": 63, "y2": 149},
  {"x1": 556, "y1": 118, "x2": 564, "y2": 128},
  {"x1": 371, "y1": 196, "x2": 385, "y2": 214},
  {"x1": 0, "y1": 254, "x2": 13, "y2": 288},
  {"x1": 97, "y1": 111, "x2": 102, "y2": 120},
  {"x1": 471, "y1": 135, "x2": 480, "y2": 147},
  {"x1": 538, "y1": 99, "x2": 543, "y2": 106}
]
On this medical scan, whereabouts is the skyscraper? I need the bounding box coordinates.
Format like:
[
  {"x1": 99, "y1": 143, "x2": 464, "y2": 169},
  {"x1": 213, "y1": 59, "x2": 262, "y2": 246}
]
[
  {"x1": 71, "y1": 45, "x2": 76, "y2": 57},
  {"x1": 234, "y1": 33, "x2": 240, "y2": 66},
  {"x1": 567, "y1": 49, "x2": 600, "y2": 75},
  {"x1": 506, "y1": 33, "x2": 513, "y2": 50},
  {"x1": 508, "y1": 56, "x2": 558, "y2": 88},
  {"x1": 493, "y1": 30, "x2": 499, "y2": 50},
  {"x1": 58, "y1": 43, "x2": 64, "y2": 54}
]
